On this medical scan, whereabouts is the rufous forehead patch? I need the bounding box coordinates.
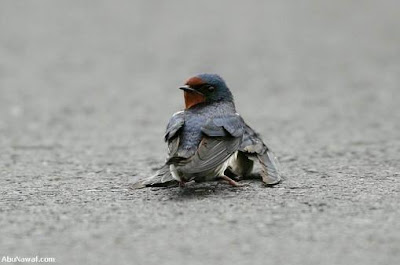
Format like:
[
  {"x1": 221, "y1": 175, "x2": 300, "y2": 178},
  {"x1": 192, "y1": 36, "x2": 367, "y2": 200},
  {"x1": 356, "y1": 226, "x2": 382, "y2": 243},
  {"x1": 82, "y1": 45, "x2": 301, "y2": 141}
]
[{"x1": 185, "y1": 76, "x2": 205, "y2": 87}]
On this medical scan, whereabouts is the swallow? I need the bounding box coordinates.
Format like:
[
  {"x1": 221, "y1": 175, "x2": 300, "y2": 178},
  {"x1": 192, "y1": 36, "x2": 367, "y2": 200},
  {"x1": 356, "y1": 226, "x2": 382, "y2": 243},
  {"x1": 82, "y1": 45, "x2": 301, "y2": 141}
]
[{"x1": 133, "y1": 73, "x2": 281, "y2": 188}]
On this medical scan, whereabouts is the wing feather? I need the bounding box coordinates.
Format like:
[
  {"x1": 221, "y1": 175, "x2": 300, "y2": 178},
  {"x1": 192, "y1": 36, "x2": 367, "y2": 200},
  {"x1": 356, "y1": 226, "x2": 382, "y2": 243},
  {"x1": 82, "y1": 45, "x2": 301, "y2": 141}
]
[
  {"x1": 164, "y1": 111, "x2": 184, "y2": 141},
  {"x1": 169, "y1": 114, "x2": 245, "y2": 174},
  {"x1": 240, "y1": 124, "x2": 281, "y2": 185},
  {"x1": 201, "y1": 114, "x2": 244, "y2": 137},
  {"x1": 180, "y1": 136, "x2": 241, "y2": 174},
  {"x1": 131, "y1": 164, "x2": 178, "y2": 189},
  {"x1": 258, "y1": 150, "x2": 281, "y2": 185}
]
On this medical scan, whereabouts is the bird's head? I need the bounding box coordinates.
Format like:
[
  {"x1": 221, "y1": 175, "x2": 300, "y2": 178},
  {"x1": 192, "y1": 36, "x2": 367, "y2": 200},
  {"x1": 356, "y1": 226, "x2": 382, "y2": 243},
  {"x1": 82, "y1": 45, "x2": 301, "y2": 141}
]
[{"x1": 179, "y1": 73, "x2": 234, "y2": 109}]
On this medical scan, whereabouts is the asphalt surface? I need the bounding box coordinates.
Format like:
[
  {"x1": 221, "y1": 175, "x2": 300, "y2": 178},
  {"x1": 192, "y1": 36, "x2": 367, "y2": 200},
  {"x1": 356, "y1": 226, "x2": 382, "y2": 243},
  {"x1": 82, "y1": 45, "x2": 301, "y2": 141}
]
[{"x1": 1, "y1": 1, "x2": 399, "y2": 264}]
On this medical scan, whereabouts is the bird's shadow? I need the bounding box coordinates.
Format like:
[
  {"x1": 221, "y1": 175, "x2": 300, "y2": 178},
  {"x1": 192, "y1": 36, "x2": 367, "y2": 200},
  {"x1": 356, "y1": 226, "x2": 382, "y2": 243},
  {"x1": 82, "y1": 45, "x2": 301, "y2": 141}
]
[
  {"x1": 163, "y1": 181, "x2": 250, "y2": 200},
  {"x1": 129, "y1": 173, "x2": 280, "y2": 200},
  {"x1": 148, "y1": 174, "x2": 269, "y2": 200}
]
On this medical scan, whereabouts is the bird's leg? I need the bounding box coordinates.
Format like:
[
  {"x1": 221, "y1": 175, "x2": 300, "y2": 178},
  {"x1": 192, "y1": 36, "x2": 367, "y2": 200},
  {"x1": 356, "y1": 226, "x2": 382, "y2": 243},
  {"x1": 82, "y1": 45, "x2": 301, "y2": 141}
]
[
  {"x1": 179, "y1": 181, "x2": 186, "y2": 188},
  {"x1": 219, "y1": 175, "x2": 247, "y2": 187}
]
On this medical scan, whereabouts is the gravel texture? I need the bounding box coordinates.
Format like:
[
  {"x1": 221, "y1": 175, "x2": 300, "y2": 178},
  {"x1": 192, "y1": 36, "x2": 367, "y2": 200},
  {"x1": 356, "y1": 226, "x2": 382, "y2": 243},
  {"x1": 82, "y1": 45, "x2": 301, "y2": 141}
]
[{"x1": 0, "y1": 1, "x2": 399, "y2": 264}]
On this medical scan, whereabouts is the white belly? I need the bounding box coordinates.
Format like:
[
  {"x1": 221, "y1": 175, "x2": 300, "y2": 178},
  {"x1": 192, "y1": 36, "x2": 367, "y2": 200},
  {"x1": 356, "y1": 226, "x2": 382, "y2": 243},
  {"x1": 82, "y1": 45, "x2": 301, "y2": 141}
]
[{"x1": 170, "y1": 151, "x2": 239, "y2": 182}]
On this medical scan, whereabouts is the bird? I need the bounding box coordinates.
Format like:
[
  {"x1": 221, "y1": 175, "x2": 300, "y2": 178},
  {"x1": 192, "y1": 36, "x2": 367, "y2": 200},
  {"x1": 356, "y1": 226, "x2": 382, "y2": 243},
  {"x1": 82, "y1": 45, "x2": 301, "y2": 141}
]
[{"x1": 133, "y1": 73, "x2": 281, "y2": 188}]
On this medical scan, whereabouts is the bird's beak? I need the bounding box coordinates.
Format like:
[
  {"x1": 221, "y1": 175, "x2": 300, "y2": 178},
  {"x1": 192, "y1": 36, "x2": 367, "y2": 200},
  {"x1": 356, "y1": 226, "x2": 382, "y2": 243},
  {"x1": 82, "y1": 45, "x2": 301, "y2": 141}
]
[{"x1": 179, "y1": 85, "x2": 204, "y2": 95}]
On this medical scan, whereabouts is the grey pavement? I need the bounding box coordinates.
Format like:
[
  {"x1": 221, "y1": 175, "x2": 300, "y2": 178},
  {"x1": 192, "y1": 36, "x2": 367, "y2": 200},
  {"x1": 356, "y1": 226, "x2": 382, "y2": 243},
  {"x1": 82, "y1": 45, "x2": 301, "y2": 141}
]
[{"x1": 0, "y1": 1, "x2": 399, "y2": 265}]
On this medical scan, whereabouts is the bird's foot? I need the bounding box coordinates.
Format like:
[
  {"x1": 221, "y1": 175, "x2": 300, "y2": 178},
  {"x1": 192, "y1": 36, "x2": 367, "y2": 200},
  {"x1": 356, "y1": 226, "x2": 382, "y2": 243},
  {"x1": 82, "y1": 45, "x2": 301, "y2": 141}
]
[
  {"x1": 179, "y1": 181, "x2": 186, "y2": 188},
  {"x1": 219, "y1": 175, "x2": 248, "y2": 187}
]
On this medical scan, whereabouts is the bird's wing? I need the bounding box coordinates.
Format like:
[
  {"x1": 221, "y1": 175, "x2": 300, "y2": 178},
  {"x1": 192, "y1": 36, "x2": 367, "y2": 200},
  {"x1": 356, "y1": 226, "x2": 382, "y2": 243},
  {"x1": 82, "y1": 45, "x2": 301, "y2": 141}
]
[
  {"x1": 171, "y1": 114, "x2": 244, "y2": 174},
  {"x1": 239, "y1": 124, "x2": 281, "y2": 185},
  {"x1": 164, "y1": 111, "x2": 185, "y2": 142},
  {"x1": 257, "y1": 149, "x2": 281, "y2": 185},
  {"x1": 164, "y1": 111, "x2": 185, "y2": 158},
  {"x1": 178, "y1": 136, "x2": 241, "y2": 174},
  {"x1": 131, "y1": 112, "x2": 185, "y2": 189},
  {"x1": 201, "y1": 114, "x2": 244, "y2": 137},
  {"x1": 131, "y1": 164, "x2": 178, "y2": 189}
]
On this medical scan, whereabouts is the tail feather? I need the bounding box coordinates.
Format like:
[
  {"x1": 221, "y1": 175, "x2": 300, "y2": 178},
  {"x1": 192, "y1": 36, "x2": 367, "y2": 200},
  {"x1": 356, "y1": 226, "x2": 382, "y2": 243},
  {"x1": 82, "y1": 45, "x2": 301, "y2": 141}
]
[
  {"x1": 258, "y1": 150, "x2": 281, "y2": 185},
  {"x1": 131, "y1": 164, "x2": 178, "y2": 189}
]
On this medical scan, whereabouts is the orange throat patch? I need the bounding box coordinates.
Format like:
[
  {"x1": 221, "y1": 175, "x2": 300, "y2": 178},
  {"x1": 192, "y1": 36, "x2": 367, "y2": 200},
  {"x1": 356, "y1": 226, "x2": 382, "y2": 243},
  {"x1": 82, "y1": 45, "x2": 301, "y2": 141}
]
[{"x1": 184, "y1": 91, "x2": 206, "y2": 109}]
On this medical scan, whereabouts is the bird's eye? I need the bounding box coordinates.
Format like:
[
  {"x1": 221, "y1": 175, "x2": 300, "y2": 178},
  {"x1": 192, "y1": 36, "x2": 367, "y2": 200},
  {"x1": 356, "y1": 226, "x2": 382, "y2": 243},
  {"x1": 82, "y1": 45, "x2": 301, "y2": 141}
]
[{"x1": 206, "y1": 85, "x2": 215, "y2": 91}]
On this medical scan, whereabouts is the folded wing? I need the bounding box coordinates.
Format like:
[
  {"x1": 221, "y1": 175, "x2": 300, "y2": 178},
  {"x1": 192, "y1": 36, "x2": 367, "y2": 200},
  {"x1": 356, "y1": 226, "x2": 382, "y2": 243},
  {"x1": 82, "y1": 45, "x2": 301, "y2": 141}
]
[
  {"x1": 240, "y1": 124, "x2": 281, "y2": 185},
  {"x1": 168, "y1": 114, "x2": 244, "y2": 175}
]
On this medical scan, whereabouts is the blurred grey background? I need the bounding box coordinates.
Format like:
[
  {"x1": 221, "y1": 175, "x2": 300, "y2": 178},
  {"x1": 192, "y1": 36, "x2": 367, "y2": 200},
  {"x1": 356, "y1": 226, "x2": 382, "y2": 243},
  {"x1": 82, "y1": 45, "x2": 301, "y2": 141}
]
[{"x1": 0, "y1": 1, "x2": 399, "y2": 265}]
